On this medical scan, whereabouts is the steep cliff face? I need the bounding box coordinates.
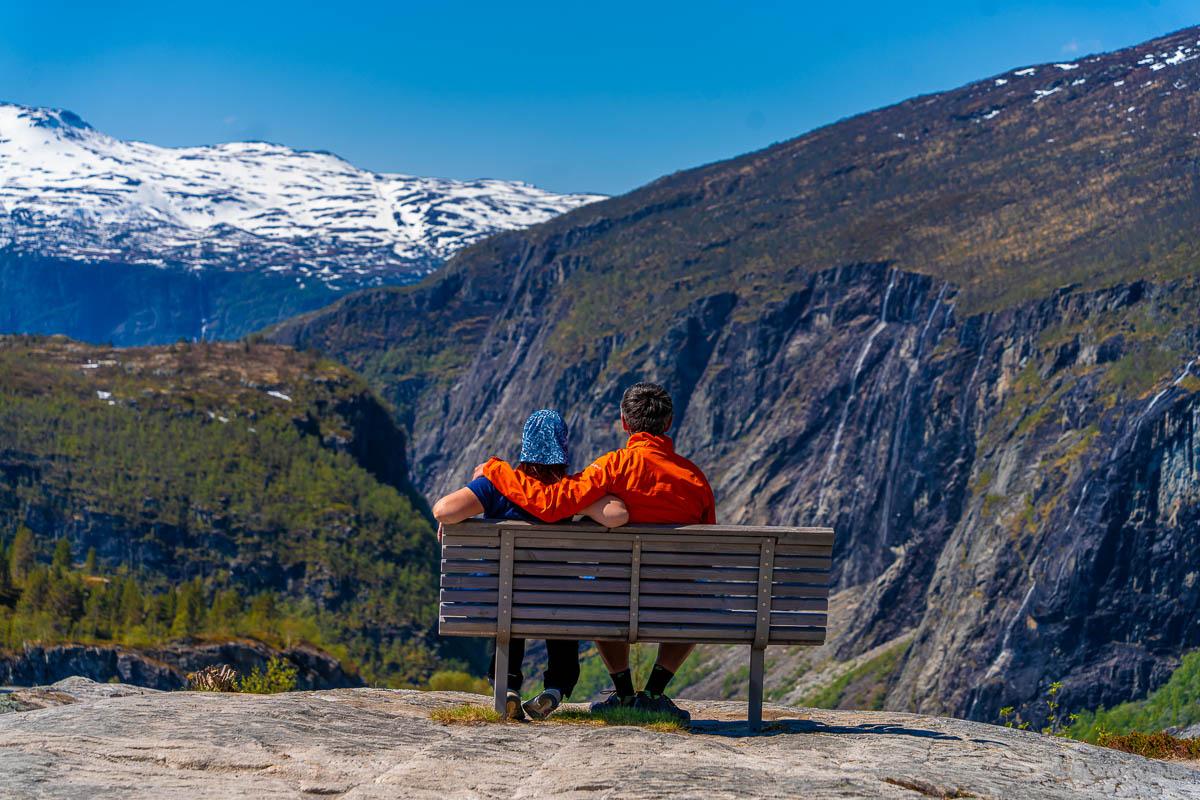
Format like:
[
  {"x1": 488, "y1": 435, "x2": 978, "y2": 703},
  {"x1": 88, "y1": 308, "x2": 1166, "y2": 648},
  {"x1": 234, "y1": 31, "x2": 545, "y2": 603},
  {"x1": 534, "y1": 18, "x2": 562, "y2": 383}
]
[{"x1": 269, "y1": 28, "x2": 1200, "y2": 721}]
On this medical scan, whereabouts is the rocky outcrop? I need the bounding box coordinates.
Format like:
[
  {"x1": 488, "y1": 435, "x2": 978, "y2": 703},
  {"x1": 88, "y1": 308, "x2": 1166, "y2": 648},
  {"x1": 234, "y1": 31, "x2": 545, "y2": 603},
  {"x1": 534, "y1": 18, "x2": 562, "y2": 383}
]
[
  {"x1": 0, "y1": 641, "x2": 361, "y2": 691},
  {"x1": 0, "y1": 685, "x2": 1196, "y2": 798}
]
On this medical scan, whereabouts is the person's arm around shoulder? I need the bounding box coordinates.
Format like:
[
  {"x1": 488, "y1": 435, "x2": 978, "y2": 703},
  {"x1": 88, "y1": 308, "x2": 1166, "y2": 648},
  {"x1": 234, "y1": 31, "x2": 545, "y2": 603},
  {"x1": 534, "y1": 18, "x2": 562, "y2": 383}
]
[
  {"x1": 580, "y1": 495, "x2": 629, "y2": 528},
  {"x1": 480, "y1": 454, "x2": 618, "y2": 522}
]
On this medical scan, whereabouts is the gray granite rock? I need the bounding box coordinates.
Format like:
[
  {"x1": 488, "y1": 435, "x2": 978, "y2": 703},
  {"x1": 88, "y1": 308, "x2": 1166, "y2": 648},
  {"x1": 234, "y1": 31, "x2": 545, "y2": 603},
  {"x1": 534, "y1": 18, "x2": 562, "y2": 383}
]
[{"x1": 0, "y1": 688, "x2": 1196, "y2": 798}]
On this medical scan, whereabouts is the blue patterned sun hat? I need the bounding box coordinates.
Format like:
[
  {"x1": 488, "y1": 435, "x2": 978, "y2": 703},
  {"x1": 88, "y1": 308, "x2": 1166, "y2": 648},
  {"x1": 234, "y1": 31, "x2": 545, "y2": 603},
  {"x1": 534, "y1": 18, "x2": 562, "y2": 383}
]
[{"x1": 519, "y1": 409, "x2": 570, "y2": 467}]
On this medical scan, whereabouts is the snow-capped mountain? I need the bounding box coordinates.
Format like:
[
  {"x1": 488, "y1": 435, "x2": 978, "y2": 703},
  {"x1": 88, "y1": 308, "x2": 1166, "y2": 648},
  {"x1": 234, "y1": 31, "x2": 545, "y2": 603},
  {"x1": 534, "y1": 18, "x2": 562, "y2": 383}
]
[{"x1": 0, "y1": 103, "x2": 603, "y2": 287}]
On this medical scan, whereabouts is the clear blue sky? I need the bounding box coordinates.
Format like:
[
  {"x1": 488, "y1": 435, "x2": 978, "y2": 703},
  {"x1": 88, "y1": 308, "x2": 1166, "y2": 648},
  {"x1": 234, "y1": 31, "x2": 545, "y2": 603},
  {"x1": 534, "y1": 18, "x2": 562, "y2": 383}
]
[{"x1": 1, "y1": 1, "x2": 1195, "y2": 195}]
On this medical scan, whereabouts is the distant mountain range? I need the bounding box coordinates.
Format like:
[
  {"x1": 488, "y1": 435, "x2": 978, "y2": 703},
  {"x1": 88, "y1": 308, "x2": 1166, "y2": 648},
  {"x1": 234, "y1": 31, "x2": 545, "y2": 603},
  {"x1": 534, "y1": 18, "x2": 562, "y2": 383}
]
[{"x1": 0, "y1": 103, "x2": 601, "y2": 343}]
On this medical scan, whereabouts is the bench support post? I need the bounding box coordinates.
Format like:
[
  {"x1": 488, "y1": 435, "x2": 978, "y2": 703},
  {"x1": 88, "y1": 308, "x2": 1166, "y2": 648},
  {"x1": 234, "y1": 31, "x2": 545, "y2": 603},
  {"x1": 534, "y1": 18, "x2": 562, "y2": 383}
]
[
  {"x1": 748, "y1": 645, "x2": 765, "y2": 731},
  {"x1": 493, "y1": 639, "x2": 510, "y2": 715},
  {"x1": 494, "y1": 530, "x2": 516, "y2": 716},
  {"x1": 749, "y1": 537, "x2": 775, "y2": 731}
]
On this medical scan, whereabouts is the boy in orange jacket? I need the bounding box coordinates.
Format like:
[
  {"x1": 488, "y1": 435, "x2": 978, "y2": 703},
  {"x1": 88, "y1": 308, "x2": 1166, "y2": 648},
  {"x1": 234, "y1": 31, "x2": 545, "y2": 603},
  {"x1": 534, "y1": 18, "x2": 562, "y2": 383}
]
[{"x1": 481, "y1": 382, "x2": 715, "y2": 721}]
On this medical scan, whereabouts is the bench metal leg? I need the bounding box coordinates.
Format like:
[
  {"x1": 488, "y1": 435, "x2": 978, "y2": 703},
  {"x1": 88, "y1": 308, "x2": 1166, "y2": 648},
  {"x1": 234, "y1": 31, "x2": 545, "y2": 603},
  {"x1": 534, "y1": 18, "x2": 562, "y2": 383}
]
[
  {"x1": 494, "y1": 638, "x2": 509, "y2": 716},
  {"x1": 748, "y1": 645, "x2": 765, "y2": 731}
]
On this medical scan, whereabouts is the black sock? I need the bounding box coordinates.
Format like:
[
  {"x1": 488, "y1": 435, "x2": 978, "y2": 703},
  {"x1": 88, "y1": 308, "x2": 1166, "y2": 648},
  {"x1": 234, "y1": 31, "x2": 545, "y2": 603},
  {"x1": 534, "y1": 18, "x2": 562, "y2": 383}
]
[
  {"x1": 610, "y1": 668, "x2": 635, "y2": 698},
  {"x1": 644, "y1": 664, "x2": 675, "y2": 696}
]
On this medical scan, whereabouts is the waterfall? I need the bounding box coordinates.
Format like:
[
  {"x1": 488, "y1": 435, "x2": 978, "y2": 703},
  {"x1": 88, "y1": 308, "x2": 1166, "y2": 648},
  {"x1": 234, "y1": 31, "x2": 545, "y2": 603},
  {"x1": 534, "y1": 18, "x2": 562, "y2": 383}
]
[
  {"x1": 878, "y1": 283, "x2": 949, "y2": 543},
  {"x1": 815, "y1": 270, "x2": 898, "y2": 517}
]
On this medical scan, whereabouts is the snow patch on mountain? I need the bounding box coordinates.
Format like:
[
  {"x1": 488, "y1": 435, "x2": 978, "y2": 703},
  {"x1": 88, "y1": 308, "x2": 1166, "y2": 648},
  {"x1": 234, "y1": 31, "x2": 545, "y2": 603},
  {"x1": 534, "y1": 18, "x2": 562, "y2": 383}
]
[{"x1": 0, "y1": 104, "x2": 603, "y2": 287}]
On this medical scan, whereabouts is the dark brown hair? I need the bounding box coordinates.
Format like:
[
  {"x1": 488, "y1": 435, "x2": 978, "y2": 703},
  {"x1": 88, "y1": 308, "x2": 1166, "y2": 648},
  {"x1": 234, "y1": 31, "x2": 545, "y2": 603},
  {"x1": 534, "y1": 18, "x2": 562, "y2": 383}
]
[
  {"x1": 620, "y1": 382, "x2": 673, "y2": 435},
  {"x1": 517, "y1": 462, "x2": 568, "y2": 483}
]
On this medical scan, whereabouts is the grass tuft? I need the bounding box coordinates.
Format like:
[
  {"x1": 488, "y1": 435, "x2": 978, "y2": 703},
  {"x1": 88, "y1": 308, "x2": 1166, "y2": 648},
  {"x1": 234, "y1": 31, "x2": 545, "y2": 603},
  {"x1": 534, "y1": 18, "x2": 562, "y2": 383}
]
[
  {"x1": 430, "y1": 704, "x2": 505, "y2": 725},
  {"x1": 547, "y1": 707, "x2": 689, "y2": 734},
  {"x1": 1096, "y1": 731, "x2": 1200, "y2": 761},
  {"x1": 428, "y1": 703, "x2": 688, "y2": 733}
]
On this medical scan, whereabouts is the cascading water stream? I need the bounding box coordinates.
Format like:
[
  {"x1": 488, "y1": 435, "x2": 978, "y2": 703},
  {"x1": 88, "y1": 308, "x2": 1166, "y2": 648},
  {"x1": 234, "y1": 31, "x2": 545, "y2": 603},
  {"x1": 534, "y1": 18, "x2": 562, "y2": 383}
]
[
  {"x1": 878, "y1": 283, "x2": 949, "y2": 544},
  {"x1": 815, "y1": 270, "x2": 898, "y2": 517}
]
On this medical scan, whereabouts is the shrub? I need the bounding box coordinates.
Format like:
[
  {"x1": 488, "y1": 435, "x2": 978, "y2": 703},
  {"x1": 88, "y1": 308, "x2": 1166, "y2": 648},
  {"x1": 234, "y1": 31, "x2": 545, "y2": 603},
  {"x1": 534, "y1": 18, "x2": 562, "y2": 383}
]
[
  {"x1": 238, "y1": 658, "x2": 298, "y2": 694},
  {"x1": 426, "y1": 670, "x2": 490, "y2": 694}
]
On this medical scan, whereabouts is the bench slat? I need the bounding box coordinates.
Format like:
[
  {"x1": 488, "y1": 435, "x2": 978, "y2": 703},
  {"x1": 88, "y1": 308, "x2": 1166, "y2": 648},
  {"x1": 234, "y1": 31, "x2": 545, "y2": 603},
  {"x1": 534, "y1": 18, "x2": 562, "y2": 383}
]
[
  {"x1": 639, "y1": 566, "x2": 757, "y2": 581},
  {"x1": 442, "y1": 560, "x2": 499, "y2": 575},
  {"x1": 772, "y1": 597, "x2": 828, "y2": 612},
  {"x1": 640, "y1": 551, "x2": 759, "y2": 567},
  {"x1": 516, "y1": 548, "x2": 632, "y2": 564},
  {"x1": 639, "y1": 609, "x2": 755, "y2": 626},
  {"x1": 639, "y1": 594, "x2": 756, "y2": 611},
  {"x1": 441, "y1": 547, "x2": 498, "y2": 560},
  {"x1": 514, "y1": 537, "x2": 631, "y2": 550},
  {"x1": 441, "y1": 575, "x2": 499, "y2": 589},
  {"x1": 774, "y1": 557, "x2": 833, "y2": 570},
  {"x1": 770, "y1": 612, "x2": 828, "y2": 626},
  {"x1": 639, "y1": 580, "x2": 757, "y2": 596},
  {"x1": 776, "y1": 544, "x2": 835, "y2": 557},
  {"x1": 771, "y1": 584, "x2": 832, "y2": 598},
  {"x1": 513, "y1": 591, "x2": 630, "y2": 607},
  {"x1": 635, "y1": 624, "x2": 758, "y2": 641},
  {"x1": 441, "y1": 535, "x2": 501, "y2": 547},
  {"x1": 515, "y1": 563, "x2": 631, "y2": 578},
  {"x1": 439, "y1": 589, "x2": 497, "y2": 604},
  {"x1": 513, "y1": 605, "x2": 629, "y2": 622},
  {"x1": 769, "y1": 628, "x2": 828, "y2": 644},
  {"x1": 439, "y1": 604, "x2": 498, "y2": 619},
  {"x1": 514, "y1": 577, "x2": 631, "y2": 593}
]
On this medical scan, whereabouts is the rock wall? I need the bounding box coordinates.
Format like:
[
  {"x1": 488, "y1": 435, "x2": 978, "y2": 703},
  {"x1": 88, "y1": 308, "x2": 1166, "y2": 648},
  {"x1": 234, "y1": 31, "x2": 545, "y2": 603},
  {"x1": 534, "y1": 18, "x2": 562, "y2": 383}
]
[{"x1": 0, "y1": 640, "x2": 361, "y2": 690}]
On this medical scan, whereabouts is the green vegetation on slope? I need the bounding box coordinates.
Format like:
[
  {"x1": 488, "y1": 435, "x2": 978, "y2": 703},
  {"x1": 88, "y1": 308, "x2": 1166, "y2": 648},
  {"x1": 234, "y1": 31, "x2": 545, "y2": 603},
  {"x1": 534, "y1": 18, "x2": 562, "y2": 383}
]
[
  {"x1": 0, "y1": 529, "x2": 347, "y2": 664},
  {"x1": 1070, "y1": 649, "x2": 1200, "y2": 742},
  {"x1": 0, "y1": 336, "x2": 447, "y2": 685},
  {"x1": 802, "y1": 641, "x2": 911, "y2": 710}
]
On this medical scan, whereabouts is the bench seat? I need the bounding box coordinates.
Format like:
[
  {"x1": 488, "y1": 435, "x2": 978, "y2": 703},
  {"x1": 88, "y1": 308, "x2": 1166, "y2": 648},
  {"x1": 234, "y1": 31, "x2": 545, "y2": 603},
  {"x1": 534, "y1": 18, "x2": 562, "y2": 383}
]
[{"x1": 438, "y1": 518, "x2": 835, "y2": 728}]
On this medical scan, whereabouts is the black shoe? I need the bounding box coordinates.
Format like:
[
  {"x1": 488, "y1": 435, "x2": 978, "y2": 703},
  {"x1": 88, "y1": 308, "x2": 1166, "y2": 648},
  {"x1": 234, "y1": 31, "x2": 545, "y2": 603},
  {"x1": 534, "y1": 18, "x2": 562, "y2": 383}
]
[
  {"x1": 588, "y1": 690, "x2": 635, "y2": 714},
  {"x1": 634, "y1": 691, "x2": 691, "y2": 723},
  {"x1": 504, "y1": 690, "x2": 527, "y2": 721},
  {"x1": 523, "y1": 689, "x2": 562, "y2": 720}
]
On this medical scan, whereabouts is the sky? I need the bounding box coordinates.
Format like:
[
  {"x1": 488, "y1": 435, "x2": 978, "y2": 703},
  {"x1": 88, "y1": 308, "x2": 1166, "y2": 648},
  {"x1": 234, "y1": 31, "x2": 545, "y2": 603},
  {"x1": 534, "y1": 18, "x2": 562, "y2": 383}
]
[{"x1": 1, "y1": 1, "x2": 1196, "y2": 196}]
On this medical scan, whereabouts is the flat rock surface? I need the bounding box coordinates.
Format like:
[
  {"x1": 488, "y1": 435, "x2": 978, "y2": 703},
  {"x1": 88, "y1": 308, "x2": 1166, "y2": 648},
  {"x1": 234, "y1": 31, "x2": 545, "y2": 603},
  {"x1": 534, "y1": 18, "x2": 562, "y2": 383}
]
[{"x1": 0, "y1": 686, "x2": 1196, "y2": 799}]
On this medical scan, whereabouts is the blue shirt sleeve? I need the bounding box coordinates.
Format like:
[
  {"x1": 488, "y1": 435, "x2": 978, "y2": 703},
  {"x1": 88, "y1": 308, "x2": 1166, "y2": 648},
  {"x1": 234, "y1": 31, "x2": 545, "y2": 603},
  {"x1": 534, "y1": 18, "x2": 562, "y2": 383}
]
[{"x1": 466, "y1": 476, "x2": 509, "y2": 519}]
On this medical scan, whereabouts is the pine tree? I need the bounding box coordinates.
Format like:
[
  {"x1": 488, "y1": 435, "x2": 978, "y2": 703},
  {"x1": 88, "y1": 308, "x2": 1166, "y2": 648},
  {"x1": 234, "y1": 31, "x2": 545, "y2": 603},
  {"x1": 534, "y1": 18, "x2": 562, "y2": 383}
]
[
  {"x1": 51, "y1": 538, "x2": 72, "y2": 573},
  {"x1": 8, "y1": 526, "x2": 35, "y2": 585},
  {"x1": 0, "y1": 541, "x2": 13, "y2": 604},
  {"x1": 118, "y1": 577, "x2": 145, "y2": 631},
  {"x1": 84, "y1": 547, "x2": 97, "y2": 576},
  {"x1": 170, "y1": 579, "x2": 205, "y2": 638},
  {"x1": 209, "y1": 588, "x2": 244, "y2": 635}
]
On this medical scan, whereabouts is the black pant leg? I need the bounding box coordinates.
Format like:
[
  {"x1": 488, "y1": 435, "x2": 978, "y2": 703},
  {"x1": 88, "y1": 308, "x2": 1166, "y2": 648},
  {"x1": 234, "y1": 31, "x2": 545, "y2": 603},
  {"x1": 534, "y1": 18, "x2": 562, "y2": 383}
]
[
  {"x1": 542, "y1": 639, "x2": 580, "y2": 697},
  {"x1": 491, "y1": 637, "x2": 526, "y2": 693}
]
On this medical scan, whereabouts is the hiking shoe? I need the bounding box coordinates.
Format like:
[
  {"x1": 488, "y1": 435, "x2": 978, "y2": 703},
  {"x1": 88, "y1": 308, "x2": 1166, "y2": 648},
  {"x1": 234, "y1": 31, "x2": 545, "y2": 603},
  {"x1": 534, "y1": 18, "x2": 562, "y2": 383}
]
[
  {"x1": 504, "y1": 690, "x2": 526, "y2": 721},
  {"x1": 588, "y1": 690, "x2": 635, "y2": 714},
  {"x1": 522, "y1": 688, "x2": 563, "y2": 720},
  {"x1": 634, "y1": 691, "x2": 692, "y2": 724}
]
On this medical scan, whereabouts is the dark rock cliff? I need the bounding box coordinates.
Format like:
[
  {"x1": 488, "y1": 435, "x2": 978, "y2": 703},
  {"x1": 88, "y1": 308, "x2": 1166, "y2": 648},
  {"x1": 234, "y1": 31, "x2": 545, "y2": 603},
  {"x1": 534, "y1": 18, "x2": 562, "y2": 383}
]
[{"x1": 0, "y1": 640, "x2": 361, "y2": 690}]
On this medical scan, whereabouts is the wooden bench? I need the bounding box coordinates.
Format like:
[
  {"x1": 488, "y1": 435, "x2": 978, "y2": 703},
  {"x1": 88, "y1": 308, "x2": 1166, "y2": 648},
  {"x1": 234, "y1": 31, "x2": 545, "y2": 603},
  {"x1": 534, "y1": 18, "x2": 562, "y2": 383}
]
[{"x1": 437, "y1": 518, "x2": 835, "y2": 729}]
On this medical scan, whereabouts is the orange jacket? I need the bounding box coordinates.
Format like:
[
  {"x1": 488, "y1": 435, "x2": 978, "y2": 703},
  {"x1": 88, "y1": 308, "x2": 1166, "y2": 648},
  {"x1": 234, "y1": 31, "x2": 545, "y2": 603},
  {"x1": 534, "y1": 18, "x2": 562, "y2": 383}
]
[{"x1": 481, "y1": 432, "x2": 717, "y2": 524}]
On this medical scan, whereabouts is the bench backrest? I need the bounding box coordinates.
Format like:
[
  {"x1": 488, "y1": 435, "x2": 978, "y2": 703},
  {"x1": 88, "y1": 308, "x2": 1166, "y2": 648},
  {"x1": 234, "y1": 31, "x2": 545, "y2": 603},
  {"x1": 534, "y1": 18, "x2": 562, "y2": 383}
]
[{"x1": 438, "y1": 519, "x2": 835, "y2": 647}]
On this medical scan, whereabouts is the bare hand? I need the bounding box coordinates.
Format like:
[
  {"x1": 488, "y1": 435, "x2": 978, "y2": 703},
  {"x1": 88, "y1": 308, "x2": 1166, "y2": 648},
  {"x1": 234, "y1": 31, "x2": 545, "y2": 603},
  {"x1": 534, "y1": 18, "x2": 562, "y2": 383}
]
[{"x1": 472, "y1": 462, "x2": 487, "y2": 479}]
